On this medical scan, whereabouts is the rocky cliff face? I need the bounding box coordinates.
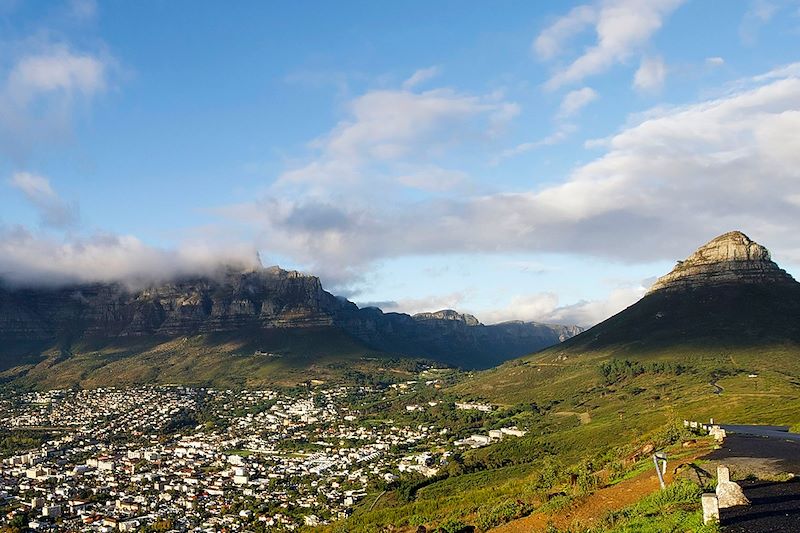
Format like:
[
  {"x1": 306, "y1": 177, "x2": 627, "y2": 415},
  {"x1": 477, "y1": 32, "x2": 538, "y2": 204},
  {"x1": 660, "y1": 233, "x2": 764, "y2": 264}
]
[
  {"x1": 0, "y1": 267, "x2": 348, "y2": 341},
  {"x1": 648, "y1": 231, "x2": 795, "y2": 293},
  {"x1": 0, "y1": 267, "x2": 580, "y2": 369},
  {"x1": 413, "y1": 310, "x2": 481, "y2": 326}
]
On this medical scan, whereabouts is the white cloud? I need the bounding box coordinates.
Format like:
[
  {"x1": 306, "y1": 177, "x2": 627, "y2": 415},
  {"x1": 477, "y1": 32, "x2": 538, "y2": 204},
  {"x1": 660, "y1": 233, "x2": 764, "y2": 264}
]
[
  {"x1": 6, "y1": 45, "x2": 106, "y2": 101},
  {"x1": 706, "y1": 56, "x2": 725, "y2": 67},
  {"x1": 633, "y1": 56, "x2": 666, "y2": 92},
  {"x1": 216, "y1": 62, "x2": 800, "y2": 289},
  {"x1": 358, "y1": 292, "x2": 467, "y2": 316},
  {"x1": 0, "y1": 42, "x2": 111, "y2": 159},
  {"x1": 9, "y1": 172, "x2": 79, "y2": 228},
  {"x1": 533, "y1": 5, "x2": 597, "y2": 60},
  {"x1": 402, "y1": 66, "x2": 440, "y2": 90},
  {"x1": 0, "y1": 227, "x2": 259, "y2": 288},
  {"x1": 558, "y1": 87, "x2": 598, "y2": 117},
  {"x1": 539, "y1": 0, "x2": 685, "y2": 90},
  {"x1": 482, "y1": 286, "x2": 646, "y2": 327},
  {"x1": 276, "y1": 83, "x2": 518, "y2": 196}
]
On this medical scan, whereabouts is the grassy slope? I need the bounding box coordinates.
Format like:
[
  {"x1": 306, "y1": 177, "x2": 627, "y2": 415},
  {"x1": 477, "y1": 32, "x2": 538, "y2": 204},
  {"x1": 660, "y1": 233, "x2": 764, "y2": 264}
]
[
  {"x1": 1, "y1": 327, "x2": 422, "y2": 390},
  {"x1": 334, "y1": 283, "x2": 800, "y2": 531}
]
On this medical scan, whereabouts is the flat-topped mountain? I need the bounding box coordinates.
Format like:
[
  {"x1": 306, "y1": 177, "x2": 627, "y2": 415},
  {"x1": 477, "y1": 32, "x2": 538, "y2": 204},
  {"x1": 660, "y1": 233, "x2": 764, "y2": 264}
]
[
  {"x1": 0, "y1": 266, "x2": 581, "y2": 386},
  {"x1": 412, "y1": 309, "x2": 481, "y2": 326},
  {"x1": 0, "y1": 267, "x2": 344, "y2": 339}
]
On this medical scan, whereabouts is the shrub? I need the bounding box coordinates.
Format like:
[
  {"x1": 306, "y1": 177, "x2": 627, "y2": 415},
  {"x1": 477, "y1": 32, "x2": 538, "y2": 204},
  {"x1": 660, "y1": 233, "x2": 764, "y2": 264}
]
[{"x1": 475, "y1": 499, "x2": 534, "y2": 530}]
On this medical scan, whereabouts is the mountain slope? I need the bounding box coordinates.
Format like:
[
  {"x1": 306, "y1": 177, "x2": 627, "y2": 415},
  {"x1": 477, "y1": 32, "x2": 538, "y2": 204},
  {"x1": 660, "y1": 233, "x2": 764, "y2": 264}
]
[
  {"x1": 343, "y1": 233, "x2": 800, "y2": 531},
  {"x1": 0, "y1": 266, "x2": 580, "y2": 387},
  {"x1": 562, "y1": 231, "x2": 800, "y2": 353},
  {"x1": 462, "y1": 230, "x2": 800, "y2": 405}
]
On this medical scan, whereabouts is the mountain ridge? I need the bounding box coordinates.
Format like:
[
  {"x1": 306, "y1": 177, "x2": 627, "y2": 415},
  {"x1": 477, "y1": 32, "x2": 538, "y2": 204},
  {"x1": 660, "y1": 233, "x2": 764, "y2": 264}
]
[{"x1": 0, "y1": 266, "x2": 582, "y2": 382}]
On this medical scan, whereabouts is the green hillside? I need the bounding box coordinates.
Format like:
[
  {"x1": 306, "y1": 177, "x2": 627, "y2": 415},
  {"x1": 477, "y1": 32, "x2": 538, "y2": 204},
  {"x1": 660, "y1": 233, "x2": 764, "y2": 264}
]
[
  {"x1": 329, "y1": 236, "x2": 800, "y2": 532},
  {"x1": 0, "y1": 327, "x2": 430, "y2": 390}
]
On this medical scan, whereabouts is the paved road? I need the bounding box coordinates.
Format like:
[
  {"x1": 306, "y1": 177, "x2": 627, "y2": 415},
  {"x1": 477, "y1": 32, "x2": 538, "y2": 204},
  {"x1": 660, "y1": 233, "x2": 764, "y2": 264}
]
[
  {"x1": 720, "y1": 425, "x2": 800, "y2": 443},
  {"x1": 721, "y1": 478, "x2": 800, "y2": 533},
  {"x1": 704, "y1": 429, "x2": 800, "y2": 532}
]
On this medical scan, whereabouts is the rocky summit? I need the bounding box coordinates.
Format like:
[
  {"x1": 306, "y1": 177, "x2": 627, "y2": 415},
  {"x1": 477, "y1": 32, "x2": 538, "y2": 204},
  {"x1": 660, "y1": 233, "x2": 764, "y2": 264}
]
[
  {"x1": 539, "y1": 230, "x2": 800, "y2": 355},
  {"x1": 648, "y1": 231, "x2": 795, "y2": 293}
]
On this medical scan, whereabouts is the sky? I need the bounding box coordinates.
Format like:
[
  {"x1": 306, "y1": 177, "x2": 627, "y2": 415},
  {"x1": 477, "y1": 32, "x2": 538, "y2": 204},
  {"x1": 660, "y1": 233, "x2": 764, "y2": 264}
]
[{"x1": 1, "y1": 0, "x2": 800, "y2": 327}]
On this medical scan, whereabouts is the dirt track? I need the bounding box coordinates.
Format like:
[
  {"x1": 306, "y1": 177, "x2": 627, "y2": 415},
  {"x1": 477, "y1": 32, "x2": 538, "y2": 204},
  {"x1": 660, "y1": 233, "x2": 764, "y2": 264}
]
[{"x1": 490, "y1": 446, "x2": 712, "y2": 532}]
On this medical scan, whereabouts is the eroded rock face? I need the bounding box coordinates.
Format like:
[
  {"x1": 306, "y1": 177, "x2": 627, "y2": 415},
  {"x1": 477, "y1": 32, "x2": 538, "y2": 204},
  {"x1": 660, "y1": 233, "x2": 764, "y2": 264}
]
[
  {"x1": 413, "y1": 310, "x2": 481, "y2": 326},
  {"x1": 648, "y1": 231, "x2": 795, "y2": 293},
  {"x1": 0, "y1": 267, "x2": 582, "y2": 368},
  {"x1": 0, "y1": 267, "x2": 346, "y2": 340}
]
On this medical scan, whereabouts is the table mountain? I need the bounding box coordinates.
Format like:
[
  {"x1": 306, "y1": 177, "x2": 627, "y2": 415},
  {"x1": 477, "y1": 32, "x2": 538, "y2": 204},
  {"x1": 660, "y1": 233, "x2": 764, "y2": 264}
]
[{"x1": 0, "y1": 266, "x2": 581, "y2": 381}]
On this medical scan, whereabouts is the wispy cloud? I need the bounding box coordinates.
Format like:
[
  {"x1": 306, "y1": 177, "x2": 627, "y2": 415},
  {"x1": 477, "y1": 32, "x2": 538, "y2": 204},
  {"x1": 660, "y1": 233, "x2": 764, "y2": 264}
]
[
  {"x1": 533, "y1": 5, "x2": 596, "y2": 61},
  {"x1": 558, "y1": 87, "x2": 598, "y2": 117},
  {"x1": 494, "y1": 87, "x2": 595, "y2": 164},
  {"x1": 633, "y1": 56, "x2": 667, "y2": 92},
  {"x1": 402, "y1": 66, "x2": 441, "y2": 90},
  {"x1": 9, "y1": 172, "x2": 79, "y2": 228},
  {"x1": 494, "y1": 123, "x2": 577, "y2": 163},
  {"x1": 740, "y1": 0, "x2": 779, "y2": 44},
  {"x1": 0, "y1": 41, "x2": 112, "y2": 160},
  {"x1": 276, "y1": 81, "x2": 518, "y2": 197},
  {"x1": 537, "y1": 0, "x2": 685, "y2": 90}
]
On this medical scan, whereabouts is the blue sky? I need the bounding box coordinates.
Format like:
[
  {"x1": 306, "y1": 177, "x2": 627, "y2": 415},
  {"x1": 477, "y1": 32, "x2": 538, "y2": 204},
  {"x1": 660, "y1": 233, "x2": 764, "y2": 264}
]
[{"x1": 2, "y1": 0, "x2": 800, "y2": 326}]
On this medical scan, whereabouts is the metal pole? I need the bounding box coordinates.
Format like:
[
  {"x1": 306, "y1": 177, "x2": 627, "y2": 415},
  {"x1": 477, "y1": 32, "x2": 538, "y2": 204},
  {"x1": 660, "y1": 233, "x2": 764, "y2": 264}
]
[{"x1": 653, "y1": 454, "x2": 666, "y2": 489}]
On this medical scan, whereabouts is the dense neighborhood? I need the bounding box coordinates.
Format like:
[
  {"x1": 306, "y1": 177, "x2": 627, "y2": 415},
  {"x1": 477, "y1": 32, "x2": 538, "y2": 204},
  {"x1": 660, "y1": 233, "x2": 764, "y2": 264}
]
[{"x1": 0, "y1": 377, "x2": 526, "y2": 531}]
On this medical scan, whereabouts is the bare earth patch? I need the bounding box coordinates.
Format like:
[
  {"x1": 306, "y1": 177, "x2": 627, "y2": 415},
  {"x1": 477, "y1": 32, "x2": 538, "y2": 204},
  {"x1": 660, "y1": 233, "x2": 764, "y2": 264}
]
[{"x1": 490, "y1": 446, "x2": 714, "y2": 532}]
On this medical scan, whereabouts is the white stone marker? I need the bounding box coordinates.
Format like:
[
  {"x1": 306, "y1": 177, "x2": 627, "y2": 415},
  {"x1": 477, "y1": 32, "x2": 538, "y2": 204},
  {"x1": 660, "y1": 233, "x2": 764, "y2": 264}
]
[
  {"x1": 702, "y1": 493, "x2": 720, "y2": 524},
  {"x1": 716, "y1": 465, "x2": 750, "y2": 508}
]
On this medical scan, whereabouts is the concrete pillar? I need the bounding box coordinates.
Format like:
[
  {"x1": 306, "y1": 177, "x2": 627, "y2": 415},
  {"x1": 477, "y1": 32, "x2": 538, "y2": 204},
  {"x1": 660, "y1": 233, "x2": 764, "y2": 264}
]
[
  {"x1": 702, "y1": 493, "x2": 720, "y2": 524},
  {"x1": 717, "y1": 465, "x2": 730, "y2": 484},
  {"x1": 716, "y1": 465, "x2": 750, "y2": 508}
]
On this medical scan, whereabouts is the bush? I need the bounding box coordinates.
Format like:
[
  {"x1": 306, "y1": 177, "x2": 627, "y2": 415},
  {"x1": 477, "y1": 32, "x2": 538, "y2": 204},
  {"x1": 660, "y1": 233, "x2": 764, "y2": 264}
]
[
  {"x1": 475, "y1": 499, "x2": 534, "y2": 530},
  {"x1": 436, "y1": 517, "x2": 471, "y2": 533},
  {"x1": 599, "y1": 359, "x2": 687, "y2": 385}
]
